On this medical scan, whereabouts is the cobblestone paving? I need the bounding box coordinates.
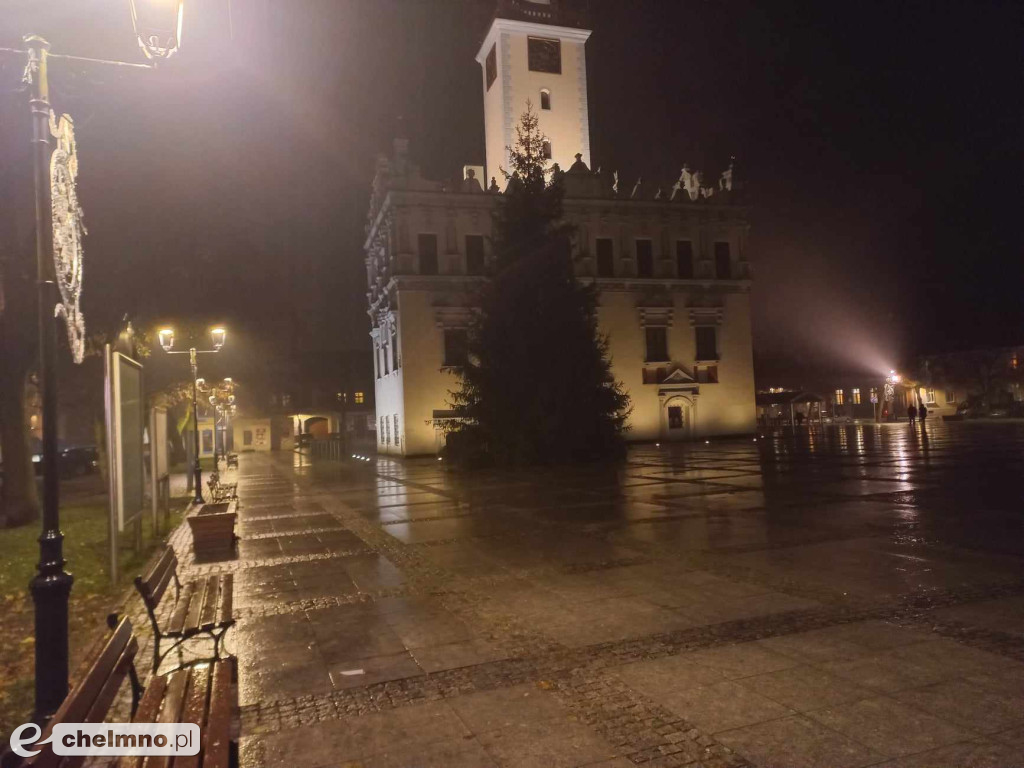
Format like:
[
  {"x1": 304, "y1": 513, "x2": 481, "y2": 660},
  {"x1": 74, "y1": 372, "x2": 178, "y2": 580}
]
[{"x1": 153, "y1": 423, "x2": 1024, "y2": 767}]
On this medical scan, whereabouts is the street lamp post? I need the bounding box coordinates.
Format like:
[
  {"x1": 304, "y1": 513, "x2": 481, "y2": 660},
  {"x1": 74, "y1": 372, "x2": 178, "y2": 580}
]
[
  {"x1": 879, "y1": 370, "x2": 901, "y2": 423},
  {"x1": 159, "y1": 327, "x2": 226, "y2": 504},
  {"x1": 204, "y1": 378, "x2": 236, "y2": 469},
  {"x1": 1, "y1": 1, "x2": 183, "y2": 722},
  {"x1": 22, "y1": 34, "x2": 75, "y2": 727}
]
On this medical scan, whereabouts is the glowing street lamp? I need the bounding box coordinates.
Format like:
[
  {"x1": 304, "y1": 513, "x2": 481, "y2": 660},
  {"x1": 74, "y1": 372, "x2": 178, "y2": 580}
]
[
  {"x1": 159, "y1": 327, "x2": 227, "y2": 504},
  {"x1": 129, "y1": 0, "x2": 186, "y2": 60},
  {"x1": 158, "y1": 327, "x2": 175, "y2": 352},
  {"x1": 211, "y1": 327, "x2": 226, "y2": 350}
]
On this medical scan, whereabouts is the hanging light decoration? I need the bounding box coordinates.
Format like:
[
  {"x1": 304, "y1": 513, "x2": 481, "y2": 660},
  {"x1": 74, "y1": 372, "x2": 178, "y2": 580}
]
[
  {"x1": 49, "y1": 112, "x2": 86, "y2": 363},
  {"x1": 129, "y1": 0, "x2": 185, "y2": 60}
]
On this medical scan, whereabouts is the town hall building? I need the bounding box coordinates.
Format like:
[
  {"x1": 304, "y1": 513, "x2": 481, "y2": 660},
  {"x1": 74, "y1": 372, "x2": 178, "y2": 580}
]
[{"x1": 365, "y1": 0, "x2": 756, "y2": 455}]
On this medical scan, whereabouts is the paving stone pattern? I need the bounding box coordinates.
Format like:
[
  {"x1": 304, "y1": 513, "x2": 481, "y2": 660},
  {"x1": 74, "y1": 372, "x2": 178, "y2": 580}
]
[{"x1": 149, "y1": 423, "x2": 1024, "y2": 767}]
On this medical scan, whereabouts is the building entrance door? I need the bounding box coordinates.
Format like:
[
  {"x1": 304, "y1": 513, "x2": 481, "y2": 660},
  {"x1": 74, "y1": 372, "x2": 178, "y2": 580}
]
[
  {"x1": 668, "y1": 406, "x2": 684, "y2": 430},
  {"x1": 663, "y1": 396, "x2": 692, "y2": 440}
]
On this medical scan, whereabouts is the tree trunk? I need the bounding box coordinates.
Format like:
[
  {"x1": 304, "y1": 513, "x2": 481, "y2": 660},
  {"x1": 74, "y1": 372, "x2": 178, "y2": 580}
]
[{"x1": 0, "y1": 368, "x2": 39, "y2": 527}]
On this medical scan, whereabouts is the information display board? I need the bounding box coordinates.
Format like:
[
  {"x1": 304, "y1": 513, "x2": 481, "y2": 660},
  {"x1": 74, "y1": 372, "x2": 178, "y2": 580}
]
[{"x1": 107, "y1": 349, "x2": 145, "y2": 532}]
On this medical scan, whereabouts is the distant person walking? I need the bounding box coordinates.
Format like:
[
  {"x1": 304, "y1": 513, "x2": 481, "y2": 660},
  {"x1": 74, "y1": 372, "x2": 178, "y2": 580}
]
[
  {"x1": 919, "y1": 403, "x2": 928, "y2": 422},
  {"x1": 907, "y1": 404, "x2": 917, "y2": 424}
]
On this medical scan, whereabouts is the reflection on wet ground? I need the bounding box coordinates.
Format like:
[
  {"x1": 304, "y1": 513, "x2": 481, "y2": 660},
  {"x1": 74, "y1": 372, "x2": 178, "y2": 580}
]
[{"x1": 183, "y1": 422, "x2": 1023, "y2": 767}]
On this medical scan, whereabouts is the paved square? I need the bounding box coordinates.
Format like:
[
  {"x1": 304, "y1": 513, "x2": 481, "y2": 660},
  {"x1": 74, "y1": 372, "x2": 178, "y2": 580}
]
[{"x1": 162, "y1": 422, "x2": 1024, "y2": 767}]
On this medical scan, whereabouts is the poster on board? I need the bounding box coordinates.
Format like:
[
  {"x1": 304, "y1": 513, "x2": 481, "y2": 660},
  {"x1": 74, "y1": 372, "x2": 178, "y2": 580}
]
[{"x1": 106, "y1": 348, "x2": 145, "y2": 532}]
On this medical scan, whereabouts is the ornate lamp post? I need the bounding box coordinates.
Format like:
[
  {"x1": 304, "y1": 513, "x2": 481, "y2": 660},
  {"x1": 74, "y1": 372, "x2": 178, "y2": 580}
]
[
  {"x1": 202, "y1": 378, "x2": 236, "y2": 468},
  {"x1": 159, "y1": 327, "x2": 226, "y2": 504},
  {"x1": 1, "y1": 0, "x2": 185, "y2": 724},
  {"x1": 879, "y1": 370, "x2": 901, "y2": 423}
]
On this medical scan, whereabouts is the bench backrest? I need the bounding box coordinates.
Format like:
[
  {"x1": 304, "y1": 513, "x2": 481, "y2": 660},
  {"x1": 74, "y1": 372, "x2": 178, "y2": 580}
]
[
  {"x1": 26, "y1": 616, "x2": 142, "y2": 768},
  {"x1": 135, "y1": 546, "x2": 178, "y2": 608}
]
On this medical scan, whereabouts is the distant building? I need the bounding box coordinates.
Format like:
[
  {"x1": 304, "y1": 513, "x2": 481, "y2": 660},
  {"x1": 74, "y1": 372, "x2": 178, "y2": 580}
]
[
  {"x1": 916, "y1": 346, "x2": 1023, "y2": 417},
  {"x1": 364, "y1": 0, "x2": 756, "y2": 455}
]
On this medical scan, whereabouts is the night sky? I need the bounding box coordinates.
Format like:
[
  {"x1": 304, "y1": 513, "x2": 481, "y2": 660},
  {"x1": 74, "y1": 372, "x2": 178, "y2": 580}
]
[{"x1": 2, "y1": 0, "x2": 1021, "y2": 395}]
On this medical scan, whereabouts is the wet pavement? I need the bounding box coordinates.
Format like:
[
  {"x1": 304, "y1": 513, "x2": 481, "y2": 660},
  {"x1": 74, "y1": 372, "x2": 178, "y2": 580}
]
[{"x1": 170, "y1": 422, "x2": 1024, "y2": 767}]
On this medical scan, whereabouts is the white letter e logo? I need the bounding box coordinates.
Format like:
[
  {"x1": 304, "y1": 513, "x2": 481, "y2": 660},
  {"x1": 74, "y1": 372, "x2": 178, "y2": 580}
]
[{"x1": 10, "y1": 723, "x2": 50, "y2": 758}]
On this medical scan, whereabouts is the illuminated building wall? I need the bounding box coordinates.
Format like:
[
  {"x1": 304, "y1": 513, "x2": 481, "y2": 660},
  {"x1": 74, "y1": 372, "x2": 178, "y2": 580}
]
[{"x1": 364, "y1": 1, "x2": 756, "y2": 456}]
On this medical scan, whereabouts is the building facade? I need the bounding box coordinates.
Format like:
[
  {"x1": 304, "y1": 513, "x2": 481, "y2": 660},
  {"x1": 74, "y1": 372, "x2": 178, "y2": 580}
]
[{"x1": 365, "y1": 0, "x2": 756, "y2": 455}]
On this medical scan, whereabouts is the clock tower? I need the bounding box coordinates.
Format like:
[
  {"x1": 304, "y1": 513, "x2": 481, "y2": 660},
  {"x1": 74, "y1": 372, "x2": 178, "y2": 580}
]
[{"x1": 475, "y1": 0, "x2": 592, "y2": 188}]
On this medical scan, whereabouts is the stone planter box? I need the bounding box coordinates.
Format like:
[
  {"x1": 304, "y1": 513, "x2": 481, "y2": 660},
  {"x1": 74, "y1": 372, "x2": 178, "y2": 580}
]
[{"x1": 188, "y1": 501, "x2": 237, "y2": 559}]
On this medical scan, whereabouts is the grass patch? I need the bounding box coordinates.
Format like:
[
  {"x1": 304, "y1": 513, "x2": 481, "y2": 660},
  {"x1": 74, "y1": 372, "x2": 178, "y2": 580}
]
[{"x1": 0, "y1": 496, "x2": 187, "y2": 740}]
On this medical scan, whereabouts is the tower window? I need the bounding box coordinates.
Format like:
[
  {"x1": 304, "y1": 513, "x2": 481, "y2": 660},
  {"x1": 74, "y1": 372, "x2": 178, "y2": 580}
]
[
  {"x1": 595, "y1": 238, "x2": 614, "y2": 277},
  {"x1": 695, "y1": 327, "x2": 718, "y2": 361},
  {"x1": 676, "y1": 240, "x2": 694, "y2": 278},
  {"x1": 443, "y1": 329, "x2": 468, "y2": 367},
  {"x1": 635, "y1": 239, "x2": 654, "y2": 278},
  {"x1": 354, "y1": 391, "x2": 364, "y2": 404},
  {"x1": 485, "y1": 44, "x2": 497, "y2": 91},
  {"x1": 714, "y1": 241, "x2": 731, "y2": 279},
  {"x1": 645, "y1": 327, "x2": 669, "y2": 363},
  {"x1": 466, "y1": 234, "x2": 485, "y2": 275},
  {"x1": 541, "y1": 140, "x2": 552, "y2": 160},
  {"x1": 528, "y1": 37, "x2": 561, "y2": 74},
  {"x1": 540, "y1": 89, "x2": 551, "y2": 110},
  {"x1": 418, "y1": 233, "x2": 438, "y2": 275},
  {"x1": 390, "y1": 327, "x2": 399, "y2": 370}
]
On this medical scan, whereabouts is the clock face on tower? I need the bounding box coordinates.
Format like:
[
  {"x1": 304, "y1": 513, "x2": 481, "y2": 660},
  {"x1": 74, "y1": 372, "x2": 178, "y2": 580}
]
[{"x1": 528, "y1": 37, "x2": 561, "y2": 74}]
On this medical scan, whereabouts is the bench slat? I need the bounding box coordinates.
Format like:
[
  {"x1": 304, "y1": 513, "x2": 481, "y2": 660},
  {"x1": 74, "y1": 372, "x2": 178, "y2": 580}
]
[
  {"x1": 149, "y1": 561, "x2": 177, "y2": 610},
  {"x1": 82, "y1": 634, "x2": 139, "y2": 725},
  {"x1": 165, "y1": 581, "x2": 196, "y2": 636},
  {"x1": 150, "y1": 559, "x2": 176, "y2": 606},
  {"x1": 200, "y1": 576, "x2": 221, "y2": 630},
  {"x1": 118, "y1": 672, "x2": 168, "y2": 768},
  {"x1": 27, "y1": 618, "x2": 135, "y2": 768},
  {"x1": 183, "y1": 578, "x2": 208, "y2": 633},
  {"x1": 201, "y1": 660, "x2": 234, "y2": 768},
  {"x1": 145, "y1": 669, "x2": 190, "y2": 768},
  {"x1": 218, "y1": 574, "x2": 234, "y2": 625},
  {"x1": 142, "y1": 547, "x2": 176, "y2": 596},
  {"x1": 169, "y1": 665, "x2": 211, "y2": 768}
]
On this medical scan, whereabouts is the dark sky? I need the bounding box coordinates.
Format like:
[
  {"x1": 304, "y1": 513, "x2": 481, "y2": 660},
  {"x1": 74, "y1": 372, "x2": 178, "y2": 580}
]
[{"x1": 3, "y1": 0, "x2": 1021, "y2": 391}]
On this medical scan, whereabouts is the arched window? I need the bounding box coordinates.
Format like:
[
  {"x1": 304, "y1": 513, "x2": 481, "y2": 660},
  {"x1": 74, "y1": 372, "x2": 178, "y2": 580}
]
[
  {"x1": 540, "y1": 89, "x2": 551, "y2": 110},
  {"x1": 541, "y1": 140, "x2": 552, "y2": 159}
]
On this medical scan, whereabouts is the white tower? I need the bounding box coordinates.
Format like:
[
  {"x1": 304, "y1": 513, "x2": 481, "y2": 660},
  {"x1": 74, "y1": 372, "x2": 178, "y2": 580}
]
[{"x1": 475, "y1": 0, "x2": 592, "y2": 188}]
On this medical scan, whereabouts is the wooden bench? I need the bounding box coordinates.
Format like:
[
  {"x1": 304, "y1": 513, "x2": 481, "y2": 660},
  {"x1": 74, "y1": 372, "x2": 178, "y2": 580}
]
[
  {"x1": 25, "y1": 616, "x2": 237, "y2": 768},
  {"x1": 207, "y1": 472, "x2": 237, "y2": 503},
  {"x1": 24, "y1": 616, "x2": 143, "y2": 768},
  {"x1": 135, "y1": 547, "x2": 234, "y2": 673},
  {"x1": 117, "y1": 654, "x2": 236, "y2": 768}
]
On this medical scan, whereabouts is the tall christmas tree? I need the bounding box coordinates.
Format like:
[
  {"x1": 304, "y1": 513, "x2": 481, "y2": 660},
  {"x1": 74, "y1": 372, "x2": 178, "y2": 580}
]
[{"x1": 446, "y1": 105, "x2": 630, "y2": 465}]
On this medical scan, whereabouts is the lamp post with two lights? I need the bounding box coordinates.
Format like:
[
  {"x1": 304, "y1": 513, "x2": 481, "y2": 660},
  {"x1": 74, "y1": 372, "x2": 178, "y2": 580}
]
[{"x1": 158, "y1": 327, "x2": 226, "y2": 505}]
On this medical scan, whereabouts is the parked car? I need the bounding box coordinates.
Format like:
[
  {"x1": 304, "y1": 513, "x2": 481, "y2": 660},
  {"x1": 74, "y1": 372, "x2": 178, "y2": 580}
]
[{"x1": 59, "y1": 445, "x2": 100, "y2": 477}]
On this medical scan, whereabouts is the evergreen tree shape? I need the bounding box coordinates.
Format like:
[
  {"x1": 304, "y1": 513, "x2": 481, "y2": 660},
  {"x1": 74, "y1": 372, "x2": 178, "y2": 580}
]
[{"x1": 446, "y1": 104, "x2": 630, "y2": 465}]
